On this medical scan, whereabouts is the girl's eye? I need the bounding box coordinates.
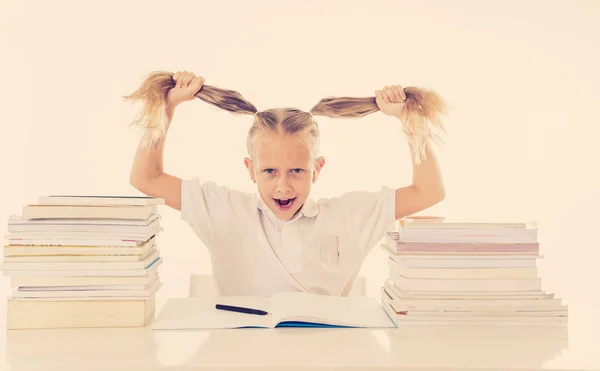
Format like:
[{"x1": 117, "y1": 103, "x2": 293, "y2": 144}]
[
  {"x1": 291, "y1": 169, "x2": 303, "y2": 174},
  {"x1": 264, "y1": 169, "x2": 275, "y2": 174}
]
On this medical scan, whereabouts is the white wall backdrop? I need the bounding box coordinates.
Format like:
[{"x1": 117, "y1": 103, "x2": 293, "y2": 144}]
[{"x1": 1, "y1": 0, "x2": 599, "y2": 312}]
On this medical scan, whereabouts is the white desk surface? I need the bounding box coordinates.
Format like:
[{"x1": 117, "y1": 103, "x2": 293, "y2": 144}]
[{"x1": 0, "y1": 294, "x2": 598, "y2": 371}]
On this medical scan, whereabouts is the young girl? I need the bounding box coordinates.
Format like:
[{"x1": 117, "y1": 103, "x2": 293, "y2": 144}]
[{"x1": 123, "y1": 71, "x2": 447, "y2": 297}]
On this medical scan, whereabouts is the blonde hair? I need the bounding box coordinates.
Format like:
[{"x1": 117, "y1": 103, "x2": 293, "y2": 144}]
[{"x1": 123, "y1": 71, "x2": 448, "y2": 163}]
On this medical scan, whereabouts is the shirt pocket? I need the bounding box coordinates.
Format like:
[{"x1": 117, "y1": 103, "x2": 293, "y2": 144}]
[{"x1": 318, "y1": 234, "x2": 340, "y2": 270}]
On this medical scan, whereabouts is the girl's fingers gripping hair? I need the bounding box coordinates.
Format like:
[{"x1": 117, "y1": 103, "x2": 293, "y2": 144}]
[
  {"x1": 391, "y1": 85, "x2": 406, "y2": 102},
  {"x1": 182, "y1": 71, "x2": 195, "y2": 87},
  {"x1": 398, "y1": 85, "x2": 407, "y2": 101},
  {"x1": 190, "y1": 76, "x2": 205, "y2": 93},
  {"x1": 385, "y1": 85, "x2": 400, "y2": 103},
  {"x1": 382, "y1": 86, "x2": 391, "y2": 103},
  {"x1": 174, "y1": 71, "x2": 183, "y2": 88},
  {"x1": 178, "y1": 71, "x2": 189, "y2": 87},
  {"x1": 179, "y1": 71, "x2": 188, "y2": 87}
]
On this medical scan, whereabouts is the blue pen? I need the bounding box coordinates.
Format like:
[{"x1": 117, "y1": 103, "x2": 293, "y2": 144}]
[{"x1": 215, "y1": 304, "x2": 270, "y2": 315}]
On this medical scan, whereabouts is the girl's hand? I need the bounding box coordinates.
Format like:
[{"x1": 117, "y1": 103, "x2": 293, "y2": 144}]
[
  {"x1": 375, "y1": 84, "x2": 407, "y2": 118},
  {"x1": 166, "y1": 71, "x2": 205, "y2": 108}
]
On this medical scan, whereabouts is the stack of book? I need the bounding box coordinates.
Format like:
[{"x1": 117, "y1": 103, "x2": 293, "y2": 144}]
[
  {"x1": 2, "y1": 195, "x2": 164, "y2": 329},
  {"x1": 380, "y1": 216, "x2": 568, "y2": 327}
]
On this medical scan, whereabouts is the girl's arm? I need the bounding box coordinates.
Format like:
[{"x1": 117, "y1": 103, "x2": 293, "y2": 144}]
[
  {"x1": 374, "y1": 85, "x2": 446, "y2": 220},
  {"x1": 394, "y1": 139, "x2": 445, "y2": 220},
  {"x1": 128, "y1": 71, "x2": 204, "y2": 211},
  {"x1": 129, "y1": 103, "x2": 183, "y2": 211}
]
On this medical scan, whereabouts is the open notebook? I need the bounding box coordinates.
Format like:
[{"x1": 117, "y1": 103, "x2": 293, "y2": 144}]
[{"x1": 150, "y1": 292, "x2": 396, "y2": 329}]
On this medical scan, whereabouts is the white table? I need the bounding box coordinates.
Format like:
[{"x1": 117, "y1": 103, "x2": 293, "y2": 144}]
[{"x1": 0, "y1": 295, "x2": 598, "y2": 371}]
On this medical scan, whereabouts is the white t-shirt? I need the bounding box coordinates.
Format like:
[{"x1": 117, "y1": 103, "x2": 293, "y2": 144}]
[{"x1": 180, "y1": 177, "x2": 396, "y2": 297}]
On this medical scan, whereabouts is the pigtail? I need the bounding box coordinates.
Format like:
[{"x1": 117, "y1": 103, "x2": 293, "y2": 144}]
[
  {"x1": 122, "y1": 71, "x2": 258, "y2": 147},
  {"x1": 398, "y1": 87, "x2": 448, "y2": 164},
  {"x1": 310, "y1": 86, "x2": 448, "y2": 164}
]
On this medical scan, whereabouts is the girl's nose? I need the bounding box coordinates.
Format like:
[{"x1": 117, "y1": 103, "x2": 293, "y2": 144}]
[{"x1": 276, "y1": 175, "x2": 292, "y2": 192}]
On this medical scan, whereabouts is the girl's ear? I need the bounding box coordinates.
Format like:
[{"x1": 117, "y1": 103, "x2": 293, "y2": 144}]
[
  {"x1": 316, "y1": 156, "x2": 326, "y2": 171},
  {"x1": 312, "y1": 156, "x2": 326, "y2": 182},
  {"x1": 243, "y1": 157, "x2": 256, "y2": 183}
]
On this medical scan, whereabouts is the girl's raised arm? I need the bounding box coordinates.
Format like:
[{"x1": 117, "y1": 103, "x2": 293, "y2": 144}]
[{"x1": 125, "y1": 71, "x2": 204, "y2": 211}]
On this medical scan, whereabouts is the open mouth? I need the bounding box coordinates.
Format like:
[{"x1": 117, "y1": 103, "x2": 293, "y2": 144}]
[{"x1": 273, "y1": 197, "x2": 296, "y2": 210}]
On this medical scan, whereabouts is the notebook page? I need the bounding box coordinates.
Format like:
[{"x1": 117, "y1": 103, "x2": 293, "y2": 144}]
[
  {"x1": 151, "y1": 296, "x2": 272, "y2": 330},
  {"x1": 270, "y1": 292, "x2": 395, "y2": 328}
]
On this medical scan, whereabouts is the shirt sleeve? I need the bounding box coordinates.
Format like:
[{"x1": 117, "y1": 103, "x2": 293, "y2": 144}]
[
  {"x1": 180, "y1": 176, "x2": 253, "y2": 249},
  {"x1": 335, "y1": 186, "x2": 397, "y2": 256}
]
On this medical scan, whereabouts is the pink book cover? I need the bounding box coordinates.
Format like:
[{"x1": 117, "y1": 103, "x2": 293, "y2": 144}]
[{"x1": 388, "y1": 241, "x2": 539, "y2": 253}]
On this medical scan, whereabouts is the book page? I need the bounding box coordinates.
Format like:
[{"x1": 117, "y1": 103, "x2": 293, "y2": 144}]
[
  {"x1": 151, "y1": 296, "x2": 272, "y2": 330},
  {"x1": 270, "y1": 292, "x2": 395, "y2": 328}
]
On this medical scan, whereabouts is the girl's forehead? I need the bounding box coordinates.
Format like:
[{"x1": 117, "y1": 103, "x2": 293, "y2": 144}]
[
  {"x1": 256, "y1": 133, "x2": 311, "y2": 155},
  {"x1": 254, "y1": 134, "x2": 313, "y2": 166}
]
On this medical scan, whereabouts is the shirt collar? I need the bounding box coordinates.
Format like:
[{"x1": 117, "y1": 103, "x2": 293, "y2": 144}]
[{"x1": 256, "y1": 195, "x2": 320, "y2": 219}]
